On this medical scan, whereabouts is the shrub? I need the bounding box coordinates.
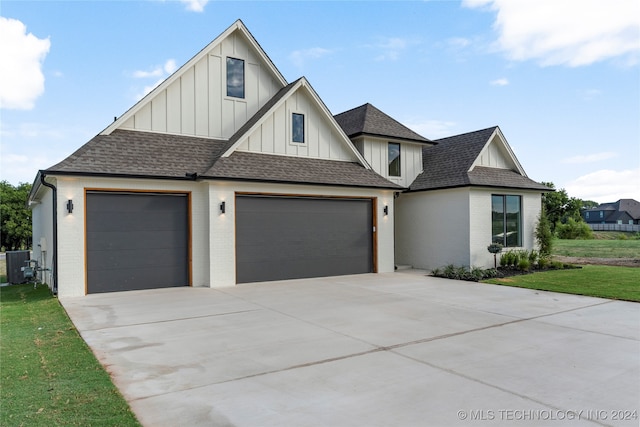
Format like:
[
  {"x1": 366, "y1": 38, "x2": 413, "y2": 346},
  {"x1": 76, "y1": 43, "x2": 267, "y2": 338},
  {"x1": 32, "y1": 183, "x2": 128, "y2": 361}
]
[
  {"x1": 535, "y1": 208, "x2": 554, "y2": 256},
  {"x1": 538, "y1": 257, "x2": 550, "y2": 269},
  {"x1": 556, "y1": 218, "x2": 594, "y2": 239},
  {"x1": 528, "y1": 250, "x2": 539, "y2": 266},
  {"x1": 518, "y1": 258, "x2": 531, "y2": 271}
]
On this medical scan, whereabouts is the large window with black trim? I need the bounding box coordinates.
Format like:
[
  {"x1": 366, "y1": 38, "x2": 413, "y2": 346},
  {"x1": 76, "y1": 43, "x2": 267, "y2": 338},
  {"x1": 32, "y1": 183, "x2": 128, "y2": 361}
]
[
  {"x1": 492, "y1": 195, "x2": 521, "y2": 247},
  {"x1": 226, "y1": 57, "x2": 245, "y2": 98}
]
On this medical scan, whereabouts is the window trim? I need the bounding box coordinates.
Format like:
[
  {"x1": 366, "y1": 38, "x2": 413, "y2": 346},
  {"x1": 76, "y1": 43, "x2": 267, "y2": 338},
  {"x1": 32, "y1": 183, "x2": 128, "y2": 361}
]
[
  {"x1": 226, "y1": 57, "x2": 245, "y2": 99},
  {"x1": 491, "y1": 194, "x2": 522, "y2": 248},
  {"x1": 291, "y1": 112, "x2": 305, "y2": 144},
  {"x1": 388, "y1": 142, "x2": 401, "y2": 177}
]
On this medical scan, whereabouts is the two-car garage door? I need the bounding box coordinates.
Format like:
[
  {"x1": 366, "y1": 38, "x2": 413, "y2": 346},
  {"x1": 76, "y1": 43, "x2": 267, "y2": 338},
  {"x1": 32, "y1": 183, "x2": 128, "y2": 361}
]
[{"x1": 235, "y1": 195, "x2": 374, "y2": 283}]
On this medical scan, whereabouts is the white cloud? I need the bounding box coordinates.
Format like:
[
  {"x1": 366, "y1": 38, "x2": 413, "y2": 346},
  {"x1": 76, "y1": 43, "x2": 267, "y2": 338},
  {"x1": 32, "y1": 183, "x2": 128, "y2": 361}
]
[
  {"x1": 373, "y1": 37, "x2": 412, "y2": 61},
  {"x1": 490, "y1": 78, "x2": 509, "y2": 86},
  {"x1": 132, "y1": 59, "x2": 177, "y2": 99},
  {"x1": 0, "y1": 17, "x2": 50, "y2": 110},
  {"x1": 180, "y1": 0, "x2": 209, "y2": 12},
  {"x1": 463, "y1": 0, "x2": 640, "y2": 67},
  {"x1": 565, "y1": 168, "x2": 640, "y2": 203},
  {"x1": 289, "y1": 47, "x2": 332, "y2": 68},
  {"x1": 402, "y1": 119, "x2": 457, "y2": 139},
  {"x1": 562, "y1": 152, "x2": 618, "y2": 164},
  {"x1": 447, "y1": 37, "x2": 471, "y2": 49}
]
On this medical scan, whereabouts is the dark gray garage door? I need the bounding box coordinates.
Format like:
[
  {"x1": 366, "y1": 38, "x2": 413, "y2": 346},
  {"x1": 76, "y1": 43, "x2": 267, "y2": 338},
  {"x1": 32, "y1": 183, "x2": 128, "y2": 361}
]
[
  {"x1": 86, "y1": 192, "x2": 189, "y2": 293},
  {"x1": 235, "y1": 195, "x2": 373, "y2": 283}
]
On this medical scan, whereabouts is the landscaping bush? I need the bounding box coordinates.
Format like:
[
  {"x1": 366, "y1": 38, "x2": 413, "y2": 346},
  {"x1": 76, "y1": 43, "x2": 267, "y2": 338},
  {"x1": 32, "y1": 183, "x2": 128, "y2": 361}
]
[
  {"x1": 555, "y1": 218, "x2": 594, "y2": 240},
  {"x1": 535, "y1": 208, "x2": 554, "y2": 256},
  {"x1": 518, "y1": 258, "x2": 531, "y2": 271},
  {"x1": 431, "y1": 265, "x2": 504, "y2": 282}
]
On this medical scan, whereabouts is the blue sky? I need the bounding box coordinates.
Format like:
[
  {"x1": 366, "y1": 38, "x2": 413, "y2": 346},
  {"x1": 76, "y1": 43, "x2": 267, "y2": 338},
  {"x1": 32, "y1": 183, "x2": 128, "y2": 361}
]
[{"x1": 1, "y1": 0, "x2": 638, "y2": 203}]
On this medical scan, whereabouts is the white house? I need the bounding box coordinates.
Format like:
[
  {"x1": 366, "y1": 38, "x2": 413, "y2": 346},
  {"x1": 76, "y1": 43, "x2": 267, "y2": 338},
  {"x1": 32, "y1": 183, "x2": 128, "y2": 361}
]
[{"x1": 28, "y1": 20, "x2": 549, "y2": 297}]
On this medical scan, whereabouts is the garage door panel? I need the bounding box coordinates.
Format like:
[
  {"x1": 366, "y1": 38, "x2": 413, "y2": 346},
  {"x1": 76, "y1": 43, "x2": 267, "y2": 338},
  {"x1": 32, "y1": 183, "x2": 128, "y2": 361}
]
[
  {"x1": 87, "y1": 230, "x2": 187, "y2": 251},
  {"x1": 86, "y1": 192, "x2": 189, "y2": 294},
  {"x1": 236, "y1": 196, "x2": 373, "y2": 283}
]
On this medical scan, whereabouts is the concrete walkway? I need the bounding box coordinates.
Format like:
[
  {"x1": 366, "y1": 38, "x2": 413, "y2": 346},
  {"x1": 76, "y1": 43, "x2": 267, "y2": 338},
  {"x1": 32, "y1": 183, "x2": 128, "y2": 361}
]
[{"x1": 61, "y1": 271, "x2": 640, "y2": 426}]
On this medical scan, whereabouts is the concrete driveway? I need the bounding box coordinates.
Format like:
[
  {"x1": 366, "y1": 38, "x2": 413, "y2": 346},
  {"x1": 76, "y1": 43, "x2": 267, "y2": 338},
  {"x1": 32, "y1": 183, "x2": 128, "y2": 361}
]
[{"x1": 61, "y1": 271, "x2": 639, "y2": 427}]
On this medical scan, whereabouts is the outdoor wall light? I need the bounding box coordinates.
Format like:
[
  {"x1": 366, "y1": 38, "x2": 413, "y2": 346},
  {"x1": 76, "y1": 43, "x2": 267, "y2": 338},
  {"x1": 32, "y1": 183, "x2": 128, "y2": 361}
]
[
  {"x1": 220, "y1": 201, "x2": 226, "y2": 214},
  {"x1": 66, "y1": 199, "x2": 74, "y2": 214},
  {"x1": 383, "y1": 205, "x2": 389, "y2": 216}
]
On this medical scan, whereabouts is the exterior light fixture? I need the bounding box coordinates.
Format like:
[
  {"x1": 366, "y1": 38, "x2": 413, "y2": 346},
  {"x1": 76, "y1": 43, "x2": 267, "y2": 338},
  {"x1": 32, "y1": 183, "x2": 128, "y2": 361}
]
[
  {"x1": 383, "y1": 205, "x2": 388, "y2": 216},
  {"x1": 66, "y1": 199, "x2": 74, "y2": 214},
  {"x1": 220, "y1": 201, "x2": 226, "y2": 214}
]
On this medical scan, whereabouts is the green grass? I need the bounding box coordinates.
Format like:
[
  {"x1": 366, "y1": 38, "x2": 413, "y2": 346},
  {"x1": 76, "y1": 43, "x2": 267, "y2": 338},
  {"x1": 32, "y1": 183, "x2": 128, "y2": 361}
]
[
  {"x1": 484, "y1": 265, "x2": 640, "y2": 302},
  {"x1": 553, "y1": 238, "x2": 640, "y2": 258},
  {"x1": 1, "y1": 284, "x2": 141, "y2": 427}
]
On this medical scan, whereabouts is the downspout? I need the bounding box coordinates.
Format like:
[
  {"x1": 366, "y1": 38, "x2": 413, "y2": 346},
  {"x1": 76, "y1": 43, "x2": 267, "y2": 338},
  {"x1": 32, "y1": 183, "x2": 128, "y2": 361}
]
[{"x1": 40, "y1": 173, "x2": 58, "y2": 295}]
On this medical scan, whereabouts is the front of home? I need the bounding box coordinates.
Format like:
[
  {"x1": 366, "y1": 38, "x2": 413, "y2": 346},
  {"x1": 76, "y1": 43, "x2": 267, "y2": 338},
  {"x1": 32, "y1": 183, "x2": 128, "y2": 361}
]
[{"x1": 29, "y1": 20, "x2": 549, "y2": 297}]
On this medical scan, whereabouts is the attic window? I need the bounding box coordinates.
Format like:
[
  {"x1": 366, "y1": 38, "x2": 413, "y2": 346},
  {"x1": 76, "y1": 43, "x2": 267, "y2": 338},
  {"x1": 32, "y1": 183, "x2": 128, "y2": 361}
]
[
  {"x1": 226, "y1": 57, "x2": 244, "y2": 98},
  {"x1": 292, "y1": 113, "x2": 305, "y2": 143},
  {"x1": 388, "y1": 143, "x2": 401, "y2": 177}
]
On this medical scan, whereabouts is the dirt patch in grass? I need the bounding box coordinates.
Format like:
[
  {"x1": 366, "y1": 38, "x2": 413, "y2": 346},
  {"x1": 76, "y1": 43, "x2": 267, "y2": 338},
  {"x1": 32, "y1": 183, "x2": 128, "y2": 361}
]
[{"x1": 553, "y1": 255, "x2": 640, "y2": 268}]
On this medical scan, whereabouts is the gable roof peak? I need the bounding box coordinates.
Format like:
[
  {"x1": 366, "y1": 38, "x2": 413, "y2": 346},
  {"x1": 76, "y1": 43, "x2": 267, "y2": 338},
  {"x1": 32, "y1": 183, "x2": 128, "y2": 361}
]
[{"x1": 334, "y1": 103, "x2": 432, "y2": 144}]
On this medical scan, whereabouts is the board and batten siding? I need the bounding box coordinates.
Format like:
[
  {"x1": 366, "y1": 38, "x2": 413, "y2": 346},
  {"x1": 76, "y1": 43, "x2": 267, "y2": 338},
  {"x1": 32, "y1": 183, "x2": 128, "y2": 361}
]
[
  {"x1": 235, "y1": 87, "x2": 358, "y2": 162},
  {"x1": 472, "y1": 134, "x2": 519, "y2": 170},
  {"x1": 120, "y1": 31, "x2": 282, "y2": 139},
  {"x1": 354, "y1": 137, "x2": 423, "y2": 188}
]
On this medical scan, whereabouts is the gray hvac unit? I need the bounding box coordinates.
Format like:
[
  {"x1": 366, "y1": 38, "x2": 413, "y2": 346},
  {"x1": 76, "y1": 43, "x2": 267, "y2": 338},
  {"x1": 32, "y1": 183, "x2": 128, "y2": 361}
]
[{"x1": 6, "y1": 250, "x2": 31, "y2": 284}]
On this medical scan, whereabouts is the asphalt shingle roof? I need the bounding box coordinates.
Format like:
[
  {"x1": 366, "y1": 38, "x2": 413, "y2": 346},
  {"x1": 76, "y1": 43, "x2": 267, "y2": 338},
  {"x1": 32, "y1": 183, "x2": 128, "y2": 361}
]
[
  {"x1": 45, "y1": 129, "x2": 401, "y2": 189},
  {"x1": 204, "y1": 151, "x2": 402, "y2": 189},
  {"x1": 409, "y1": 126, "x2": 549, "y2": 192},
  {"x1": 46, "y1": 129, "x2": 227, "y2": 178},
  {"x1": 334, "y1": 103, "x2": 432, "y2": 144}
]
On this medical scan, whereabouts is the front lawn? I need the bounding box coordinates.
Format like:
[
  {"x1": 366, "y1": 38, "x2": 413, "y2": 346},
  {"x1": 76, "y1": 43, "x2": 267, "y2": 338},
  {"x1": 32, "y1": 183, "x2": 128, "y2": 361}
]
[
  {"x1": 483, "y1": 265, "x2": 640, "y2": 302},
  {"x1": 553, "y1": 238, "x2": 640, "y2": 258},
  {"x1": 0, "y1": 284, "x2": 141, "y2": 427}
]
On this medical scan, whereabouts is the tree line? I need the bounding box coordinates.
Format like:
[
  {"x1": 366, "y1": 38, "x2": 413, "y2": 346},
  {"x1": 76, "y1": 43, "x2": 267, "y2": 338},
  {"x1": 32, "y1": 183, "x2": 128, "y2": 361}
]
[{"x1": 1, "y1": 181, "x2": 32, "y2": 251}]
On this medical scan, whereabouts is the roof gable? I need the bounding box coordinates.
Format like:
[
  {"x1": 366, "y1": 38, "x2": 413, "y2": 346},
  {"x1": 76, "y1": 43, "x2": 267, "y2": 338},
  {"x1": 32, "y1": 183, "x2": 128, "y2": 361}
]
[
  {"x1": 408, "y1": 126, "x2": 548, "y2": 192},
  {"x1": 102, "y1": 20, "x2": 288, "y2": 139},
  {"x1": 334, "y1": 103, "x2": 431, "y2": 144},
  {"x1": 221, "y1": 77, "x2": 370, "y2": 167}
]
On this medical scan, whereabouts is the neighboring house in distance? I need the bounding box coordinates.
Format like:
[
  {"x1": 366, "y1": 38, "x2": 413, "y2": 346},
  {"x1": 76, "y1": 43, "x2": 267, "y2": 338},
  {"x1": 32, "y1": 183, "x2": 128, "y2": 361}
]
[
  {"x1": 28, "y1": 20, "x2": 550, "y2": 297},
  {"x1": 582, "y1": 199, "x2": 640, "y2": 225}
]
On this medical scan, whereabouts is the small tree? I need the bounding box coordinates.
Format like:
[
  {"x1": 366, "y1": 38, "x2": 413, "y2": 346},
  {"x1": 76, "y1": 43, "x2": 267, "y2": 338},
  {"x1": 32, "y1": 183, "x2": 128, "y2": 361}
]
[{"x1": 534, "y1": 207, "x2": 553, "y2": 257}]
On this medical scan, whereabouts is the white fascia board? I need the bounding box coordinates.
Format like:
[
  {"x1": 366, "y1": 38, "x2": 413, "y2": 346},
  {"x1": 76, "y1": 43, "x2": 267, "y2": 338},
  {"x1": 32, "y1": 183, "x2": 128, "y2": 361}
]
[
  {"x1": 298, "y1": 78, "x2": 372, "y2": 169},
  {"x1": 101, "y1": 20, "x2": 287, "y2": 136},
  {"x1": 469, "y1": 127, "x2": 527, "y2": 176}
]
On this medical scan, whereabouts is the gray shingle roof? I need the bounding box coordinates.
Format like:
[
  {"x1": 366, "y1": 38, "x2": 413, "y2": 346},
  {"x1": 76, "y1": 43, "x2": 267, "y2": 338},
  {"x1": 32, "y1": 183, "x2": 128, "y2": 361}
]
[
  {"x1": 44, "y1": 129, "x2": 400, "y2": 189},
  {"x1": 409, "y1": 126, "x2": 549, "y2": 192},
  {"x1": 334, "y1": 103, "x2": 432, "y2": 144},
  {"x1": 203, "y1": 151, "x2": 402, "y2": 189},
  {"x1": 46, "y1": 129, "x2": 227, "y2": 178}
]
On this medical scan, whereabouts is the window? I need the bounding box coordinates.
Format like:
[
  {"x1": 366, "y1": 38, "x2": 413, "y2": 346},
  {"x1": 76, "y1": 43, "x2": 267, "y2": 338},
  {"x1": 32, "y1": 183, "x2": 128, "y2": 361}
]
[
  {"x1": 292, "y1": 113, "x2": 305, "y2": 143},
  {"x1": 599, "y1": 211, "x2": 604, "y2": 218},
  {"x1": 492, "y1": 195, "x2": 521, "y2": 247},
  {"x1": 226, "y1": 57, "x2": 244, "y2": 98},
  {"x1": 585, "y1": 212, "x2": 590, "y2": 219},
  {"x1": 388, "y1": 143, "x2": 401, "y2": 177}
]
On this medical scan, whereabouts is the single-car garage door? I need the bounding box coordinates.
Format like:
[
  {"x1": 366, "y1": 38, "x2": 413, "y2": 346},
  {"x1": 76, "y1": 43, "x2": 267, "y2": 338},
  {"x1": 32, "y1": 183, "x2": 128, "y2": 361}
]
[
  {"x1": 86, "y1": 191, "x2": 190, "y2": 293},
  {"x1": 235, "y1": 195, "x2": 374, "y2": 283}
]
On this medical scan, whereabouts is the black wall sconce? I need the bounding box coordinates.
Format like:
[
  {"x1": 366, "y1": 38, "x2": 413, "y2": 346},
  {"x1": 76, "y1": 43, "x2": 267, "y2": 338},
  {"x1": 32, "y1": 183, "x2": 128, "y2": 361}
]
[
  {"x1": 383, "y1": 205, "x2": 388, "y2": 216},
  {"x1": 66, "y1": 199, "x2": 74, "y2": 214},
  {"x1": 220, "y1": 201, "x2": 226, "y2": 214}
]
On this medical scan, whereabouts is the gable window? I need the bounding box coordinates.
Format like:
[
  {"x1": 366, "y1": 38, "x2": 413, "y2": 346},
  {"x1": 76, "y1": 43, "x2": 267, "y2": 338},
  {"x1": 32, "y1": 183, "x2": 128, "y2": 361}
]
[
  {"x1": 388, "y1": 143, "x2": 401, "y2": 177},
  {"x1": 585, "y1": 212, "x2": 590, "y2": 219},
  {"x1": 492, "y1": 195, "x2": 521, "y2": 247},
  {"x1": 226, "y1": 57, "x2": 244, "y2": 98},
  {"x1": 292, "y1": 113, "x2": 305, "y2": 143},
  {"x1": 599, "y1": 211, "x2": 603, "y2": 218}
]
